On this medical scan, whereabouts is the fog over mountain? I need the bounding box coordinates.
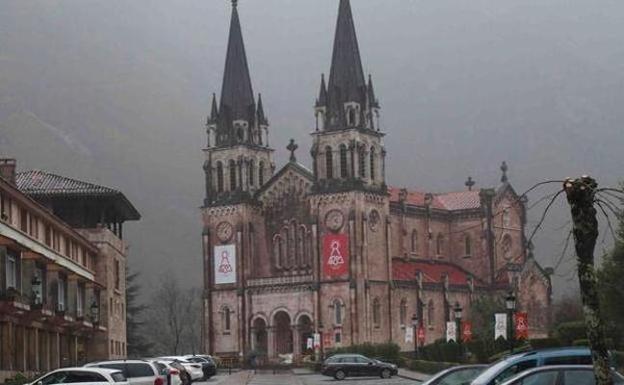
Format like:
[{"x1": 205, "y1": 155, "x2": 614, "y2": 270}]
[{"x1": 1, "y1": 0, "x2": 623, "y2": 296}]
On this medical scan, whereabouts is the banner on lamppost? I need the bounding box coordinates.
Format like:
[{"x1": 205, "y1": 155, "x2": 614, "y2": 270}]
[
  {"x1": 495, "y1": 313, "x2": 507, "y2": 340},
  {"x1": 515, "y1": 312, "x2": 529, "y2": 340},
  {"x1": 307, "y1": 337, "x2": 313, "y2": 350},
  {"x1": 446, "y1": 322, "x2": 457, "y2": 342},
  {"x1": 322, "y1": 234, "x2": 350, "y2": 278},
  {"x1": 418, "y1": 326, "x2": 426, "y2": 345},
  {"x1": 405, "y1": 326, "x2": 414, "y2": 343},
  {"x1": 462, "y1": 321, "x2": 473, "y2": 343},
  {"x1": 313, "y1": 333, "x2": 321, "y2": 349},
  {"x1": 214, "y1": 244, "x2": 236, "y2": 284},
  {"x1": 324, "y1": 333, "x2": 332, "y2": 348}
]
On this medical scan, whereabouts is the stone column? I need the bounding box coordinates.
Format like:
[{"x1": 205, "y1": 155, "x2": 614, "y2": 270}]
[
  {"x1": 292, "y1": 325, "x2": 300, "y2": 358},
  {"x1": 267, "y1": 326, "x2": 275, "y2": 358}
]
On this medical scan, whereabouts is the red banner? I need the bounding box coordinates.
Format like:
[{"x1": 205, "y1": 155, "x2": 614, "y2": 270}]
[
  {"x1": 462, "y1": 321, "x2": 473, "y2": 343},
  {"x1": 323, "y1": 333, "x2": 332, "y2": 348},
  {"x1": 515, "y1": 312, "x2": 529, "y2": 340},
  {"x1": 417, "y1": 326, "x2": 426, "y2": 345},
  {"x1": 323, "y1": 234, "x2": 349, "y2": 277}
]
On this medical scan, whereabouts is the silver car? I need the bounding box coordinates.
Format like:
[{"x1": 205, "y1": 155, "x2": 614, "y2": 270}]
[
  {"x1": 85, "y1": 360, "x2": 165, "y2": 385},
  {"x1": 498, "y1": 365, "x2": 624, "y2": 385}
]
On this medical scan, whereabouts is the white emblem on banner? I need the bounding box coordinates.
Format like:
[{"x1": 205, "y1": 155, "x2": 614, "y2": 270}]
[
  {"x1": 405, "y1": 326, "x2": 414, "y2": 343},
  {"x1": 495, "y1": 313, "x2": 508, "y2": 340},
  {"x1": 307, "y1": 337, "x2": 313, "y2": 350},
  {"x1": 327, "y1": 240, "x2": 345, "y2": 268},
  {"x1": 214, "y1": 244, "x2": 236, "y2": 284},
  {"x1": 446, "y1": 322, "x2": 457, "y2": 342},
  {"x1": 313, "y1": 333, "x2": 321, "y2": 349}
]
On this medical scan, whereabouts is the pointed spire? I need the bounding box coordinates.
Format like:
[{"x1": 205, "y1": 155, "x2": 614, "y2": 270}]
[
  {"x1": 327, "y1": 0, "x2": 366, "y2": 105},
  {"x1": 316, "y1": 74, "x2": 328, "y2": 107},
  {"x1": 220, "y1": 0, "x2": 255, "y2": 122},
  {"x1": 208, "y1": 93, "x2": 219, "y2": 124},
  {"x1": 367, "y1": 74, "x2": 378, "y2": 108},
  {"x1": 257, "y1": 93, "x2": 267, "y2": 126}
]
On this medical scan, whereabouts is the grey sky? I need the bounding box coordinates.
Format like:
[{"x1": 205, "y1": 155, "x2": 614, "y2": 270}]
[{"x1": 1, "y1": 0, "x2": 623, "y2": 296}]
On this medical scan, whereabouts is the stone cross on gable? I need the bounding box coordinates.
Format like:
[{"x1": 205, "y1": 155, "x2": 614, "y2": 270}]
[
  {"x1": 465, "y1": 176, "x2": 475, "y2": 191},
  {"x1": 287, "y1": 139, "x2": 298, "y2": 162},
  {"x1": 231, "y1": 0, "x2": 238, "y2": 7}
]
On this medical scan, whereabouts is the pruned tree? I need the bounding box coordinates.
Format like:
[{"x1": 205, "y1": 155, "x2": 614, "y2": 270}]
[{"x1": 126, "y1": 269, "x2": 153, "y2": 357}]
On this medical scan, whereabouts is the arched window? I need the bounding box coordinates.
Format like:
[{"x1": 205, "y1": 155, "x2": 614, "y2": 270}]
[
  {"x1": 216, "y1": 162, "x2": 224, "y2": 193},
  {"x1": 297, "y1": 225, "x2": 306, "y2": 268},
  {"x1": 358, "y1": 146, "x2": 366, "y2": 178},
  {"x1": 334, "y1": 299, "x2": 343, "y2": 325},
  {"x1": 229, "y1": 160, "x2": 237, "y2": 191},
  {"x1": 436, "y1": 234, "x2": 445, "y2": 256},
  {"x1": 237, "y1": 126, "x2": 244, "y2": 142},
  {"x1": 411, "y1": 230, "x2": 418, "y2": 253},
  {"x1": 400, "y1": 299, "x2": 407, "y2": 326},
  {"x1": 502, "y1": 234, "x2": 512, "y2": 260},
  {"x1": 222, "y1": 307, "x2": 231, "y2": 332},
  {"x1": 503, "y1": 208, "x2": 511, "y2": 227},
  {"x1": 427, "y1": 300, "x2": 434, "y2": 327},
  {"x1": 249, "y1": 160, "x2": 255, "y2": 187},
  {"x1": 273, "y1": 235, "x2": 283, "y2": 268},
  {"x1": 259, "y1": 162, "x2": 265, "y2": 186},
  {"x1": 370, "y1": 148, "x2": 376, "y2": 182},
  {"x1": 325, "y1": 146, "x2": 333, "y2": 179},
  {"x1": 339, "y1": 144, "x2": 348, "y2": 178},
  {"x1": 464, "y1": 234, "x2": 472, "y2": 256},
  {"x1": 372, "y1": 298, "x2": 381, "y2": 326}
]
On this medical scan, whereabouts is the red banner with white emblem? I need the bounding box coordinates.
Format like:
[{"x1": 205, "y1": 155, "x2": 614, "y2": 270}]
[
  {"x1": 417, "y1": 326, "x2": 426, "y2": 346},
  {"x1": 462, "y1": 321, "x2": 473, "y2": 343},
  {"x1": 515, "y1": 312, "x2": 529, "y2": 340},
  {"x1": 323, "y1": 234, "x2": 349, "y2": 278}
]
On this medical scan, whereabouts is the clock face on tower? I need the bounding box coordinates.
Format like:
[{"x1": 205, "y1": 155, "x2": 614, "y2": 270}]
[
  {"x1": 325, "y1": 209, "x2": 345, "y2": 232},
  {"x1": 216, "y1": 221, "x2": 234, "y2": 242}
]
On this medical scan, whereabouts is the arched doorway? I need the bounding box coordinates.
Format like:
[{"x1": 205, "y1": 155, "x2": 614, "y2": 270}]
[
  {"x1": 298, "y1": 315, "x2": 313, "y2": 357},
  {"x1": 273, "y1": 311, "x2": 293, "y2": 355},
  {"x1": 251, "y1": 318, "x2": 268, "y2": 357}
]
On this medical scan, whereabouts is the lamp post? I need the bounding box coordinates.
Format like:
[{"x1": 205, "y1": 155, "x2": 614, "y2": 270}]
[
  {"x1": 454, "y1": 302, "x2": 463, "y2": 361},
  {"x1": 411, "y1": 314, "x2": 419, "y2": 359},
  {"x1": 89, "y1": 300, "x2": 100, "y2": 326},
  {"x1": 505, "y1": 291, "x2": 516, "y2": 353}
]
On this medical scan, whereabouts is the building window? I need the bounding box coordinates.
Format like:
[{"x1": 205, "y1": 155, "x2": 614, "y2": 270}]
[
  {"x1": 229, "y1": 160, "x2": 237, "y2": 191},
  {"x1": 5, "y1": 250, "x2": 18, "y2": 289},
  {"x1": 347, "y1": 108, "x2": 356, "y2": 126},
  {"x1": 222, "y1": 307, "x2": 231, "y2": 332},
  {"x1": 399, "y1": 299, "x2": 407, "y2": 326},
  {"x1": 259, "y1": 162, "x2": 265, "y2": 186},
  {"x1": 436, "y1": 234, "x2": 445, "y2": 256},
  {"x1": 427, "y1": 300, "x2": 434, "y2": 328},
  {"x1": 325, "y1": 146, "x2": 333, "y2": 179},
  {"x1": 358, "y1": 147, "x2": 366, "y2": 178},
  {"x1": 502, "y1": 234, "x2": 513, "y2": 260},
  {"x1": 339, "y1": 144, "x2": 348, "y2": 178},
  {"x1": 216, "y1": 162, "x2": 224, "y2": 193},
  {"x1": 20, "y1": 208, "x2": 27, "y2": 232},
  {"x1": 372, "y1": 298, "x2": 381, "y2": 327},
  {"x1": 369, "y1": 148, "x2": 376, "y2": 182},
  {"x1": 411, "y1": 230, "x2": 418, "y2": 253},
  {"x1": 334, "y1": 299, "x2": 343, "y2": 325},
  {"x1": 249, "y1": 160, "x2": 255, "y2": 187},
  {"x1": 335, "y1": 332, "x2": 342, "y2": 344},
  {"x1": 77, "y1": 283, "x2": 85, "y2": 317},
  {"x1": 464, "y1": 235, "x2": 472, "y2": 257},
  {"x1": 30, "y1": 216, "x2": 38, "y2": 238},
  {"x1": 57, "y1": 276, "x2": 67, "y2": 311},
  {"x1": 503, "y1": 208, "x2": 511, "y2": 227},
  {"x1": 114, "y1": 260, "x2": 121, "y2": 290},
  {"x1": 45, "y1": 226, "x2": 51, "y2": 246}
]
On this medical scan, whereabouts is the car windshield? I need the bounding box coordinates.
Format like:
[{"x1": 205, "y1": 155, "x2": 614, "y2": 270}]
[
  {"x1": 111, "y1": 372, "x2": 127, "y2": 382},
  {"x1": 472, "y1": 356, "x2": 525, "y2": 385}
]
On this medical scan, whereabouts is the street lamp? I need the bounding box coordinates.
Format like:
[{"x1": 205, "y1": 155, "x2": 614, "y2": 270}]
[
  {"x1": 505, "y1": 291, "x2": 516, "y2": 353},
  {"x1": 89, "y1": 300, "x2": 100, "y2": 326},
  {"x1": 454, "y1": 302, "x2": 463, "y2": 361},
  {"x1": 31, "y1": 274, "x2": 42, "y2": 306},
  {"x1": 411, "y1": 314, "x2": 419, "y2": 359}
]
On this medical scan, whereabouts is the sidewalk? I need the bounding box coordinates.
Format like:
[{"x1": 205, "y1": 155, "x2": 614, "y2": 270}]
[{"x1": 397, "y1": 368, "x2": 431, "y2": 382}]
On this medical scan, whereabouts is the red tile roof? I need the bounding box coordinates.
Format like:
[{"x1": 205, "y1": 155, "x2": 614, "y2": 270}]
[
  {"x1": 388, "y1": 187, "x2": 481, "y2": 211},
  {"x1": 392, "y1": 259, "x2": 485, "y2": 287}
]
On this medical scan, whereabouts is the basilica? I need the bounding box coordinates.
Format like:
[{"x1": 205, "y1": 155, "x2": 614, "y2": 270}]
[{"x1": 200, "y1": 0, "x2": 551, "y2": 359}]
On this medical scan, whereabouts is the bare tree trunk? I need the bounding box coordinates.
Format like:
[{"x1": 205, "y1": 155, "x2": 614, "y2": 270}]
[{"x1": 564, "y1": 176, "x2": 612, "y2": 385}]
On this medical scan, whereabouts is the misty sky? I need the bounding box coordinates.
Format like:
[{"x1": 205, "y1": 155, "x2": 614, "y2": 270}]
[{"x1": 1, "y1": 0, "x2": 623, "y2": 297}]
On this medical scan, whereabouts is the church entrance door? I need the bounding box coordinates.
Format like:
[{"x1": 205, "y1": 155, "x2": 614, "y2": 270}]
[
  {"x1": 298, "y1": 315, "x2": 313, "y2": 358},
  {"x1": 251, "y1": 318, "x2": 268, "y2": 359},
  {"x1": 273, "y1": 311, "x2": 293, "y2": 356}
]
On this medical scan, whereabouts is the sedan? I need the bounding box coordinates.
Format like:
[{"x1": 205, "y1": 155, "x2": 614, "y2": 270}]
[
  {"x1": 422, "y1": 365, "x2": 487, "y2": 385},
  {"x1": 28, "y1": 367, "x2": 128, "y2": 385},
  {"x1": 498, "y1": 365, "x2": 624, "y2": 385},
  {"x1": 321, "y1": 353, "x2": 398, "y2": 380}
]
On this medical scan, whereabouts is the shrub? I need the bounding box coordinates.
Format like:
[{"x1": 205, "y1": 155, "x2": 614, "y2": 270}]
[
  {"x1": 329, "y1": 342, "x2": 403, "y2": 366},
  {"x1": 612, "y1": 351, "x2": 624, "y2": 371},
  {"x1": 554, "y1": 321, "x2": 587, "y2": 345},
  {"x1": 5, "y1": 373, "x2": 29, "y2": 385}
]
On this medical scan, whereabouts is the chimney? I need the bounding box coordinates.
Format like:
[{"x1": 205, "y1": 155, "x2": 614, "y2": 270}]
[{"x1": 0, "y1": 159, "x2": 16, "y2": 185}]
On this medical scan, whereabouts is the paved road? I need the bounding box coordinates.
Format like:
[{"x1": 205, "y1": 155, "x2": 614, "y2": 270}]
[
  {"x1": 193, "y1": 371, "x2": 420, "y2": 385},
  {"x1": 299, "y1": 373, "x2": 418, "y2": 384}
]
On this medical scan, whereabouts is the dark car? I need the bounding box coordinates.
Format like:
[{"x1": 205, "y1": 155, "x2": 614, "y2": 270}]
[
  {"x1": 498, "y1": 365, "x2": 624, "y2": 385},
  {"x1": 321, "y1": 354, "x2": 398, "y2": 380},
  {"x1": 184, "y1": 356, "x2": 217, "y2": 380},
  {"x1": 422, "y1": 365, "x2": 487, "y2": 385}
]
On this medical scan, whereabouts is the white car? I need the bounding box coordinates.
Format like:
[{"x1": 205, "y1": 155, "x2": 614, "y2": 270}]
[
  {"x1": 28, "y1": 367, "x2": 128, "y2": 385},
  {"x1": 85, "y1": 360, "x2": 165, "y2": 385},
  {"x1": 148, "y1": 360, "x2": 184, "y2": 385},
  {"x1": 157, "y1": 357, "x2": 204, "y2": 381}
]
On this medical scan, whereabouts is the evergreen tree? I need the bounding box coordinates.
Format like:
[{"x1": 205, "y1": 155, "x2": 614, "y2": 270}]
[{"x1": 126, "y1": 269, "x2": 153, "y2": 357}]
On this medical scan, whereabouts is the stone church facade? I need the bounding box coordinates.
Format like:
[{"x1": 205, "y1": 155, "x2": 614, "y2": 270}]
[{"x1": 201, "y1": 0, "x2": 551, "y2": 359}]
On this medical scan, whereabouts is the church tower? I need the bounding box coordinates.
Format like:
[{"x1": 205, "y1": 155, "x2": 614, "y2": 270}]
[
  {"x1": 204, "y1": 0, "x2": 274, "y2": 207},
  {"x1": 311, "y1": 0, "x2": 385, "y2": 194}
]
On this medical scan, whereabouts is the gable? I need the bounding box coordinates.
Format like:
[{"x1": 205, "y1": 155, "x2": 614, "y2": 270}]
[{"x1": 255, "y1": 162, "x2": 314, "y2": 209}]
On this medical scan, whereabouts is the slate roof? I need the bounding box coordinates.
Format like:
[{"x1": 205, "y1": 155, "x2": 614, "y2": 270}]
[
  {"x1": 388, "y1": 187, "x2": 482, "y2": 211},
  {"x1": 16, "y1": 170, "x2": 140, "y2": 220},
  {"x1": 392, "y1": 259, "x2": 486, "y2": 287}
]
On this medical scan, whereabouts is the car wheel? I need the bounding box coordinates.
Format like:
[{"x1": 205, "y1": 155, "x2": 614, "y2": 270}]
[
  {"x1": 182, "y1": 373, "x2": 192, "y2": 385},
  {"x1": 380, "y1": 369, "x2": 391, "y2": 379},
  {"x1": 334, "y1": 370, "x2": 346, "y2": 380}
]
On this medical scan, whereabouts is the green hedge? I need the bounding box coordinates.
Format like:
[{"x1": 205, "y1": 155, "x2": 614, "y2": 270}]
[
  {"x1": 329, "y1": 342, "x2": 404, "y2": 366},
  {"x1": 554, "y1": 321, "x2": 587, "y2": 345},
  {"x1": 406, "y1": 359, "x2": 457, "y2": 374}
]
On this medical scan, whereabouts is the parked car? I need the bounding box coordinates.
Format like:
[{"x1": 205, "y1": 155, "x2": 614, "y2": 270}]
[
  {"x1": 27, "y1": 367, "x2": 128, "y2": 385},
  {"x1": 184, "y1": 355, "x2": 217, "y2": 379},
  {"x1": 471, "y1": 347, "x2": 592, "y2": 385},
  {"x1": 422, "y1": 365, "x2": 488, "y2": 385},
  {"x1": 147, "y1": 360, "x2": 184, "y2": 385},
  {"x1": 320, "y1": 353, "x2": 398, "y2": 380},
  {"x1": 498, "y1": 365, "x2": 624, "y2": 385},
  {"x1": 85, "y1": 359, "x2": 165, "y2": 385},
  {"x1": 157, "y1": 357, "x2": 204, "y2": 382}
]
